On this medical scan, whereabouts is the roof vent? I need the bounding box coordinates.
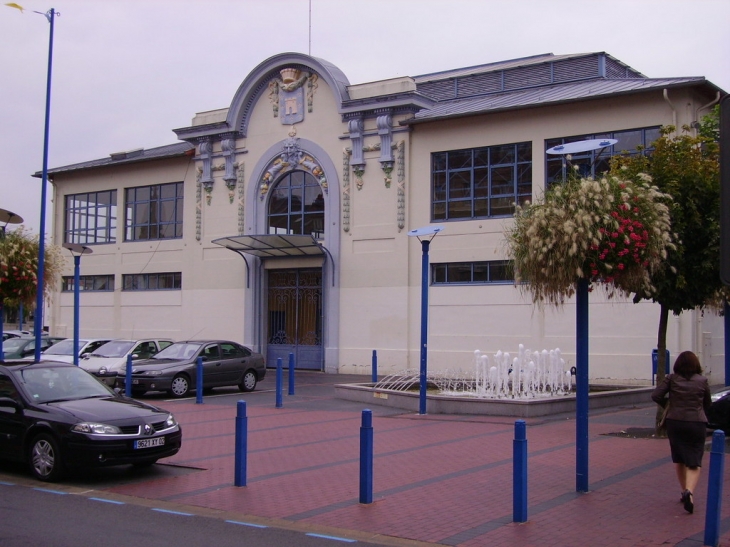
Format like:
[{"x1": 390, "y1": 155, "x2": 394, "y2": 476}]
[{"x1": 110, "y1": 148, "x2": 144, "y2": 161}]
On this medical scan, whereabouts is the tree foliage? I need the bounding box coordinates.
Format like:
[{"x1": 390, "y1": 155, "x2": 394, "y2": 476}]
[{"x1": 0, "y1": 227, "x2": 64, "y2": 310}]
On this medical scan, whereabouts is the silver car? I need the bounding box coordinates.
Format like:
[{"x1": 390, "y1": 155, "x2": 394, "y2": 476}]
[
  {"x1": 78, "y1": 339, "x2": 174, "y2": 386},
  {"x1": 41, "y1": 338, "x2": 113, "y2": 364}
]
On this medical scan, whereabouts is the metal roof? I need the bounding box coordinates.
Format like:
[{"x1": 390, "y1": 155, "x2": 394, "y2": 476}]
[
  {"x1": 211, "y1": 234, "x2": 327, "y2": 258},
  {"x1": 407, "y1": 77, "x2": 713, "y2": 124},
  {"x1": 38, "y1": 142, "x2": 195, "y2": 177}
]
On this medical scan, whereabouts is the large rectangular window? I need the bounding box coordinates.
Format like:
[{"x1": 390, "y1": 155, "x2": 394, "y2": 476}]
[
  {"x1": 432, "y1": 143, "x2": 532, "y2": 221},
  {"x1": 64, "y1": 190, "x2": 117, "y2": 244},
  {"x1": 432, "y1": 260, "x2": 513, "y2": 285},
  {"x1": 546, "y1": 126, "x2": 661, "y2": 185},
  {"x1": 61, "y1": 274, "x2": 115, "y2": 292},
  {"x1": 125, "y1": 182, "x2": 183, "y2": 241},
  {"x1": 122, "y1": 272, "x2": 181, "y2": 291}
]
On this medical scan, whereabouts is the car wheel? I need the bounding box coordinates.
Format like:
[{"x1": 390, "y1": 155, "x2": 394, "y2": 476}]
[
  {"x1": 29, "y1": 433, "x2": 64, "y2": 482},
  {"x1": 238, "y1": 370, "x2": 257, "y2": 392},
  {"x1": 169, "y1": 374, "x2": 191, "y2": 398}
]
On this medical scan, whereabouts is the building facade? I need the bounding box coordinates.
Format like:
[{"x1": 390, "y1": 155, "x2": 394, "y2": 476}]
[{"x1": 46, "y1": 52, "x2": 726, "y2": 382}]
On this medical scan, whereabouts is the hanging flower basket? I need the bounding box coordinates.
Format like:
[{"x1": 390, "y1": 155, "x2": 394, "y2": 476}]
[{"x1": 505, "y1": 173, "x2": 674, "y2": 306}]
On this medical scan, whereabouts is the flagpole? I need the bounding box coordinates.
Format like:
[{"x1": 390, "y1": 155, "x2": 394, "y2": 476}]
[{"x1": 33, "y1": 8, "x2": 57, "y2": 361}]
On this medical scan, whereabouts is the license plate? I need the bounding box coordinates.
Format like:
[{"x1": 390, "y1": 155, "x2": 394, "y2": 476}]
[{"x1": 135, "y1": 437, "x2": 165, "y2": 449}]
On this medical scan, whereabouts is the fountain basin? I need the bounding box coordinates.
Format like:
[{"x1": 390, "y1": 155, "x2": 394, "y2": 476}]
[{"x1": 334, "y1": 383, "x2": 653, "y2": 417}]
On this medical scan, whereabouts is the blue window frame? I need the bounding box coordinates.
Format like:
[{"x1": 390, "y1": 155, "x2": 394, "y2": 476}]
[
  {"x1": 546, "y1": 126, "x2": 661, "y2": 184},
  {"x1": 432, "y1": 143, "x2": 532, "y2": 221},
  {"x1": 61, "y1": 274, "x2": 115, "y2": 292},
  {"x1": 64, "y1": 190, "x2": 117, "y2": 244},
  {"x1": 432, "y1": 260, "x2": 513, "y2": 285},
  {"x1": 125, "y1": 182, "x2": 183, "y2": 241},
  {"x1": 122, "y1": 272, "x2": 181, "y2": 291},
  {"x1": 267, "y1": 171, "x2": 325, "y2": 238}
]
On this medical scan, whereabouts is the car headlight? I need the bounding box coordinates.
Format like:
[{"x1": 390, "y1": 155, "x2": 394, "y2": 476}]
[
  {"x1": 165, "y1": 414, "x2": 177, "y2": 428},
  {"x1": 145, "y1": 370, "x2": 164, "y2": 376},
  {"x1": 72, "y1": 422, "x2": 122, "y2": 434}
]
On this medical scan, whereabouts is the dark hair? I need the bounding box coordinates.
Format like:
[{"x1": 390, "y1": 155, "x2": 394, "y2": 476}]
[{"x1": 673, "y1": 350, "x2": 703, "y2": 379}]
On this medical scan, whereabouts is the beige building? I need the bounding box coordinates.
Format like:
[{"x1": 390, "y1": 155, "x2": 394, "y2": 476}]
[{"x1": 45, "y1": 52, "x2": 726, "y2": 383}]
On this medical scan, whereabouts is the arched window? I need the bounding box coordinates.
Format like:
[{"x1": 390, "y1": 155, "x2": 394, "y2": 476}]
[{"x1": 267, "y1": 171, "x2": 325, "y2": 238}]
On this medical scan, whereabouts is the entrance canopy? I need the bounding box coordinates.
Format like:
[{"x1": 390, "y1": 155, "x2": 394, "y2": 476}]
[{"x1": 212, "y1": 234, "x2": 335, "y2": 286}]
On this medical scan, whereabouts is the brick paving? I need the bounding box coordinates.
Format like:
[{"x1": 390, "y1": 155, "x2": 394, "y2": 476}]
[{"x1": 101, "y1": 372, "x2": 730, "y2": 547}]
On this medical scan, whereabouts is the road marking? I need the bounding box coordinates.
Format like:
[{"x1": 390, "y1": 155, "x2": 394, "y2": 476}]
[
  {"x1": 225, "y1": 520, "x2": 268, "y2": 528},
  {"x1": 33, "y1": 487, "x2": 67, "y2": 494},
  {"x1": 0, "y1": 481, "x2": 15, "y2": 486},
  {"x1": 151, "y1": 508, "x2": 193, "y2": 516},
  {"x1": 89, "y1": 497, "x2": 125, "y2": 505},
  {"x1": 305, "y1": 533, "x2": 357, "y2": 543}
]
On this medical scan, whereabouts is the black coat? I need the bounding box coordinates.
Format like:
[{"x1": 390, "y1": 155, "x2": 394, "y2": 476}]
[{"x1": 651, "y1": 373, "x2": 711, "y2": 423}]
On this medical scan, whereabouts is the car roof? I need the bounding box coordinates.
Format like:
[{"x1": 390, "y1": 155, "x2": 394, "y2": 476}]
[
  {"x1": 173, "y1": 340, "x2": 239, "y2": 344},
  {"x1": 0, "y1": 359, "x2": 75, "y2": 372}
]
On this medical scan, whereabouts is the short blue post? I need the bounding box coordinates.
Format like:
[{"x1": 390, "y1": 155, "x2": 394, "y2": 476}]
[
  {"x1": 234, "y1": 400, "x2": 248, "y2": 487},
  {"x1": 575, "y1": 277, "x2": 590, "y2": 493},
  {"x1": 372, "y1": 350, "x2": 378, "y2": 383},
  {"x1": 704, "y1": 430, "x2": 725, "y2": 547},
  {"x1": 276, "y1": 357, "x2": 283, "y2": 408},
  {"x1": 359, "y1": 409, "x2": 373, "y2": 504},
  {"x1": 513, "y1": 420, "x2": 528, "y2": 523},
  {"x1": 125, "y1": 353, "x2": 132, "y2": 397},
  {"x1": 196, "y1": 356, "x2": 203, "y2": 404},
  {"x1": 288, "y1": 352, "x2": 295, "y2": 395}
]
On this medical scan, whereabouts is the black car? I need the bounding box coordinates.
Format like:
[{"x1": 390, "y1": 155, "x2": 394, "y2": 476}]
[
  {"x1": 118, "y1": 340, "x2": 266, "y2": 398},
  {"x1": 0, "y1": 360, "x2": 182, "y2": 481},
  {"x1": 707, "y1": 386, "x2": 730, "y2": 433}
]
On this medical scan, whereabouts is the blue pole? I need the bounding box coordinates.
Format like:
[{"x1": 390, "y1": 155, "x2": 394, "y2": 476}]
[
  {"x1": 276, "y1": 357, "x2": 283, "y2": 408},
  {"x1": 704, "y1": 430, "x2": 726, "y2": 547},
  {"x1": 372, "y1": 350, "x2": 378, "y2": 383},
  {"x1": 723, "y1": 300, "x2": 730, "y2": 386},
  {"x1": 196, "y1": 356, "x2": 203, "y2": 404},
  {"x1": 234, "y1": 400, "x2": 248, "y2": 487},
  {"x1": 576, "y1": 277, "x2": 589, "y2": 493},
  {"x1": 33, "y1": 9, "x2": 57, "y2": 363},
  {"x1": 124, "y1": 353, "x2": 132, "y2": 397},
  {"x1": 0, "y1": 304, "x2": 4, "y2": 361},
  {"x1": 72, "y1": 255, "x2": 80, "y2": 366},
  {"x1": 513, "y1": 420, "x2": 528, "y2": 523},
  {"x1": 419, "y1": 239, "x2": 431, "y2": 415},
  {"x1": 18, "y1": 302, "x2": 23, "y2": 332},
  {"x1": 288, "y1": 352, "x2": 295, "y2": 395},
  {"x1": 359, "y1": 409, "x2": 373, "y2": 504}
]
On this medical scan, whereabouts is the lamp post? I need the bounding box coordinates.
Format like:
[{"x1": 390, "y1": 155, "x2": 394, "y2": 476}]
[
  {"x1": 407, "y1": 225, "x2": 443, "y2": 415},
  {"x1": 0, "y1": 208, "x2": 24, "y2": 361},
  {"x1": 62, "y1": 244, "x2": 92, "y2": 366}
]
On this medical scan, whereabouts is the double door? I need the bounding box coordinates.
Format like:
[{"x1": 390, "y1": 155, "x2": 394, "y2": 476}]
[{"x1": 266, "y1": 269, "x2": 323, "y2": 370}]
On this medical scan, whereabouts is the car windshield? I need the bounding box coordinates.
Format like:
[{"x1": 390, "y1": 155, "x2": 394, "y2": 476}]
[
  {"x1": 153, "y1": 343, "x2": 202, "y2": 360},
  {"x1": 43, "y1": 339, "x2": 86, "y2": 356},
  {"x1": 3, "y1": 338, "x2": 29, "y2": 351},
  {"x1": 90, "y1": 340, "x2": 135, "y2": 358},
  {"x1": 18, "y1": 366, "x2": 114, "y2": 403}
]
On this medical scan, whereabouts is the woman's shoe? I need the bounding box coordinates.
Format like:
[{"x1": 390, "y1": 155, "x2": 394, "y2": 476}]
[
  {"x1": 681, "y1": 490, "x2": 689, "y2": 504},
  {"x1": 683, "y1": 491, "x2": 694, "y2": 514}
]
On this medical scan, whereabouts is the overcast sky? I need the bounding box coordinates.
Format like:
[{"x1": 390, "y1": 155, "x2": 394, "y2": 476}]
[{"x1": 2, "y1": 0, "x2": 729, "y2": 234}]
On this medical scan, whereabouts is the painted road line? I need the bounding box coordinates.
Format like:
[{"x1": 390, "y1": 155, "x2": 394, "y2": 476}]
[
  {"x1": 151, "y1": 508, "x2": 193, "y2": 516},
  {"x1": 305, "y1": 533, "x2": 357, "y2": 543},
  {"x1": 33, "y1": 488, "x2": 67, "y2": 495},
  {"x1": 225, "y1": 520, "x2": 268, "y2": 528},
  {"x1": 89, "y1": 497, "x2": 126, "y2": 505}
]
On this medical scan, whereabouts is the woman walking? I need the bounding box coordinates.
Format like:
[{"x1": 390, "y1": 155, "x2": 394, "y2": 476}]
[{"x1": 651, "y1": 350, "x2": 712, "y2": 514}]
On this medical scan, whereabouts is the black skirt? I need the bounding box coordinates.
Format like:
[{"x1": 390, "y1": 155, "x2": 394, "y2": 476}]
[{"x1": 665, "y1": 418, "x2": 707, "y2": 468}]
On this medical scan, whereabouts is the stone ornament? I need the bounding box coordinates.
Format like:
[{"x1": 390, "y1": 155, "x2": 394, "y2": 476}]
[{"x1": 268, "y1": 68, "x2": 319, "y2": 124}]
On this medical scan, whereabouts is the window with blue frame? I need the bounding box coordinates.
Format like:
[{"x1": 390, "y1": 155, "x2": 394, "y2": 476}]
[
  {"x1": 545, "y1": 126, "x2": 661, "y2": 185},
  {"x1": 64, "y1": 190, "x2": 117, "y2": 244},
  {"x1": 431, "y1": 143, "x2": 532, "y2": 221},
  {"x1": 432, "y1": 260, "x2": 513, "y2": 285},
  {"x1": 267, "y1": 171, "x2": 325, "y2": 238},
  {"x1": 122, "y1": 272, "x2": 181, "y2": 291},
  {"x1": 61, "y1": 274, "x2": 115, "y2": 292},
  {"x1": 125, "y1": 182, "x2": 183, "y2": 241}
]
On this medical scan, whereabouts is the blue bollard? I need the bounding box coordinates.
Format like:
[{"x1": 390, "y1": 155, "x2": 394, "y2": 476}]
[
  {"x1": 513, "y1": 420, "x2": 528, "y2": 523},
  {"x1": 125, "y1": 353, "x2": 133, "y2": 397},
  {"x1": 372, "y1": 350, "x2": 378, "y2": 384},
  {"x1": 234, "y1": 400, "x2": 247, "y2": 487},
  {"x1": 704, "y1": 430, "x2": 725, "y2": 547},
  {"x1": 359, "y1": 409, "x2": 373, "y2": 504},
  {"x1": 196, "y1": 356, "x2": 203, "y2": 404},
  {"x1": 288, "y1": 352, "x2": 295, "y2": 395},
  {"x1": 276, "y1": 358, "x2": 283, "y2": 408}
]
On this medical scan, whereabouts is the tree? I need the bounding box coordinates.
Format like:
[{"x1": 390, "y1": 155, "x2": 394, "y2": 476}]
[
  {"x1": 0, "y1": 227, "x2": 63, "y2": 314},
  {"x1": 608, "y1": 124, "x2": 724, "y2": 430}
]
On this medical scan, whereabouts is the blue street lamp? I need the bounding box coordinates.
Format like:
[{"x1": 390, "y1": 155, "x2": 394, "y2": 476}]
[
  {"x1": 407, "y1": 225, "x2": 444, "y2": 415},
  {"x1": 63, "y1": 244, "x2": 92, "y2": 366}
]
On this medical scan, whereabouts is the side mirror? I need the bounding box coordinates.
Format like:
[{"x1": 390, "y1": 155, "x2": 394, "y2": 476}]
[
  {"x1": 131, "y1": 353, "x2": 140, "y2": 360},
  {"x1": 0, "y1": 397, "x2": 22, "y2": 412},
  {"x1": 199, "y1": 356, "x2": 208, "y2": 362}
]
